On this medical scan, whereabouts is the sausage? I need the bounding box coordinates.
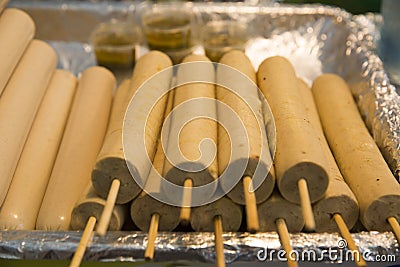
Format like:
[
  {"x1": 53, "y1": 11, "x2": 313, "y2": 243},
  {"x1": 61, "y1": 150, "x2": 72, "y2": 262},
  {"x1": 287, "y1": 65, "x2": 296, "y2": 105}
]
[
  {"x1": 312, "y1": 74, "x2": 400, "y2": 231},
  {"x1": 69, "y1": 80, "x2": 131, "y2": 231},
  {"x1": 256, "y1": 56, "x2": 329, "y2": 203},
  {"x1": 0, "y1": 1, "x2": 9, "y2": 12},
  {"x1": 162, "y1": 54, "x2": 218, "y2": 204},
  {"x1": 0, "y1": 40, "x2": 57, "y2": 206},
  {"x1": 257, "y1": 189, "x2": 304, "y2": 232},
  {"x1": 130, "y1": 135, "x2": 181, "y2": 231},
  {"x1": 297, "y1": 79, "x2": 359, "y2": 232},
  {"x1": 107, "y1": 79, "x2": 131, "y2": 135},
  {"x1": 131, "y1": 88, "x2": 180, "y2": 231},
  {"x1": 0, "y1": 8, "x2": 35, "y2": 95},
  {"x1": 131, "y1": 191, "x2": 180, "y2": 231},
  {"x1": 36, "y1": 66, "x2": 114, "y2": 230},
  {"x1": 92, "y1": 51, "x2": 173, "y2": 204},
  {"x1": 131, "y1": 164, "x2": 181, "y2": 231},
  {"x1": 70, "y1": 182, "x2": 127, "y2": 231},
  {"x1": 0, "y1": 70, "x2": 76, "y2": 230},
  {"x1": 217, "y1": 50, "x2": 275, "y2": 205},
  {"x1": 191, "y1": 196, "x2": 242, "y2": 232}
]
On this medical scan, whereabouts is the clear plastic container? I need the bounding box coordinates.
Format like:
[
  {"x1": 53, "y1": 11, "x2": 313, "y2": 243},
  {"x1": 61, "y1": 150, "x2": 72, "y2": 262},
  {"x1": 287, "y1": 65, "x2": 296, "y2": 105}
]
[
  {"x1": 141, "y1": 2, "x2": 199, "y2": 64},
  {"x1": 90, "y1": 20, "x2": 140, "y2": 70},
  {"x1": 202, "y1": 21, "x2": 251, "y2": 62}
]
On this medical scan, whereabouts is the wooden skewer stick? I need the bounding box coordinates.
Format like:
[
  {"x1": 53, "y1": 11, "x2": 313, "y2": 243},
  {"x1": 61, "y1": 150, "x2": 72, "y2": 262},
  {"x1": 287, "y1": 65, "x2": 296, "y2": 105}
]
[
  {"x1": 387, "y1": 216, "x2": 400, "y2": 245},
  {"x1": 275, "y1": 218, "x2": 299, "y2": 267},
  {"x1": 243, "y1": 176, "x2": 259, "y2": 233},
  {"x1": 96, "y1": 179, "x2": 121, "y2": 236},
  {"x1": 144, "y1": 213, "x2": 160, "y2": 261},
  {"x1": 214, "y1": 215, "x2": 226, "y2": 267},
  {"x1": 297, "y1": 178, "x2": 316, "y2": 232},
  {"x1": 333, "y1": 213, "x2": 367, "y2": 267},
  {"x1": 180, "y1": 178, "x2": 192, "y2": 225},
  {"x1": 69, "y1": 216, "x2": 97, "y2": 267}
]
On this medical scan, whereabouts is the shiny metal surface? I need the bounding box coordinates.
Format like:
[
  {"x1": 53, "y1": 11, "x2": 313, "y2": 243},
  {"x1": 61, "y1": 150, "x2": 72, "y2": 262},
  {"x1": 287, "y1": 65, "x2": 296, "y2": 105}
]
[{"x1": 1, "y1": 2, "x2": 399, "y2": 263}]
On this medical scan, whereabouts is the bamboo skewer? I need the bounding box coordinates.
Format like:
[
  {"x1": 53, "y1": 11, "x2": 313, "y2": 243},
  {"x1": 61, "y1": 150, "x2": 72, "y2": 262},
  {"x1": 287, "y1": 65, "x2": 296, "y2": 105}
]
[
  {"x1": 276, "y1": 218, "x2": 299, "y2": 267},
  {"x1": 145, "y1": 213, "x2": 160, "y2": 261},
  {"x1": 214, "y1": 215, "x2": 226, "y2": 267},
  {"x1": 243, "y1": 176, "x2": 259, "y2": 233},
  {"x1": 387, "y1": 216, "x2": 400, "y2": 245},
  {"x1": 298, "y1": 178, "x2": 316, "y2": 232},
  {"x1": 69, "y1": 216, "x2": 97, "y2": 267},
  {"x1": 333, "y1": 213, "x2": 367, "y2": 267},
  {"x1": 180, "y1": 178, "x2": 192, "y2": 225},
  {"x1": 96, "y1": 179, "x2": 120, "y2": 236}
]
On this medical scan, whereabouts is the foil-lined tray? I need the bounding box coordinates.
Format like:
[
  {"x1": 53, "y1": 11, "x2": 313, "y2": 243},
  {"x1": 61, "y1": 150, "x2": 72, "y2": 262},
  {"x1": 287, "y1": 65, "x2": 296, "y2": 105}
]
[
  {"x1": 0, "y1": 231, "x2": 398, "y2": 263},
  {"x1": 2, "y1": 1, "x2": 399, "y2": 264}
]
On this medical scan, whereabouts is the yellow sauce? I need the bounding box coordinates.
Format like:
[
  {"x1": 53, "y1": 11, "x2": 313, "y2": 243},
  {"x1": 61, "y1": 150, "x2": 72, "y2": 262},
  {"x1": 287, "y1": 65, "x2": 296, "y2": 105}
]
[
  {"x1": 93, "y1": 33, "x2": 136, "y2": 69},
  {"x1": 144, "y1": 14, "x2": 191, "y2": 50},
  {"x1": 204, "y1": 34, "x2": 246, "y2": 62}
]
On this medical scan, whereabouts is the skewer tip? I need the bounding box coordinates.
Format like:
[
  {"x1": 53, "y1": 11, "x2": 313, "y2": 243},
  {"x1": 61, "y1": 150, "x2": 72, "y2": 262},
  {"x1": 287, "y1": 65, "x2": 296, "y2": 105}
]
[
  {"x1": 275, "y1": 218, "x2": 299, "y2": 267},
  {"x1": 69, "y1": 216, "x2": 97, "y2": 267},
  {"x1": 297, "y1": 178, "x2": 316, "y2": 232},
  {"x1": 96, "y1": 179, "x2": 121, "y2": 236},
  {"x1": 333, "y1": 213, "x2": 367, "y2": 267},
  {"x1": 387, "y1": 216, "x2": 400, "y2": 245},
  {"x1": 243, "y1": 176, "x2": 259, "y2": 234},
  {"x1": 144, "y1": 213, "x2": 160, "y2": 261},
  {"x1": 180, "y1": 178, "x2": 193, "y2": 224},
  {"x1": 214, "y1": 215, "x2": 226, "y2": 267}
]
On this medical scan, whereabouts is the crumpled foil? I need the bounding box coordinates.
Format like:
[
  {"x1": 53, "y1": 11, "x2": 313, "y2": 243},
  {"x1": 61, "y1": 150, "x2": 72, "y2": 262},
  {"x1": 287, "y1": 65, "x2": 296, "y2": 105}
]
[
  {"x1": 1, "y1": 2, "x2": 399, "y2": 264},
  {"x1": 0, "y1": 231, "x2": 398, "y2": 263},
  {"x1": 350, "y1": 13, "x2": 400, "y2": 180}
]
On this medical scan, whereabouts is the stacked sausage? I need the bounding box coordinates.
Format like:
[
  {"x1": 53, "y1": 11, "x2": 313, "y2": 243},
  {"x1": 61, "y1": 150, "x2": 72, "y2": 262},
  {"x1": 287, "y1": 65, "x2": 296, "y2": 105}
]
[
  {"x1": 0, "y1": 7, "x2": 116, "y2": 230},
  {"x1": 0, "y1": 8, "x2": 398, "y2": 239}
]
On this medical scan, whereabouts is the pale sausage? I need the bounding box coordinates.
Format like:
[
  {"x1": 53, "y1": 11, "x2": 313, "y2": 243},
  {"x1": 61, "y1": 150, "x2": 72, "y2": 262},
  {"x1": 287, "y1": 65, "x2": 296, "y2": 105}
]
[
  {"x1": 70, "y1": 182, "x2": 127, "y2": 231},
  {"x1": 0, "y1": 70, "x2": 76, "y2": 230},
  {"x1": 312, "y1": 74, "x2": 400, "y2": 231},
  {"x1": 162, "y1": 54, "x2": 218, "y2": 203},
  {"x1": 217, "y1": 50, "x2": 275, "y2": 204},
  {"x1": 257, "y1": 190, "x2": 304, "y2": 232},
  {"x1": 92, "y1": 51, "x2": 173, "y2": 204},
  {"x1": 0, "y1": 1, "x2": 9, "y2": 13},
  {"x1": 191, "y1": 196, "x2": 242, "y2": 232},
  {"x1": 70, "y1": 80, "x2": 132, "y2": 231},
  {"x1": 0, "y1": 8, "x2": 35, "y2": 95},
  {"x1": 0, "y1": 40, "x2": 56, "y2": 206},
  {"x1": 131, "y1": 90, "x2": 180, "y2": 231},
  {"x1": 256, "y1": 56, "x2": 329, "y2": 203},
  {"x1": 297, "y1": 78, "x2": 359, "y2": 232},
  {"x1": 36, "y1": 66, "x2": 114, "y2": 230}
]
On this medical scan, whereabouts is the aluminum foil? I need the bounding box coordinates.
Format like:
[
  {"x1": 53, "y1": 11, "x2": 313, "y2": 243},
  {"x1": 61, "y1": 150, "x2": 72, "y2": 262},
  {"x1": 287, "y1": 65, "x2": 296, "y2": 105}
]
[
  {"x1": 350, "y1": 13, "x2": 400, "y2": 180},
  {"x1": 0, "y1": 230, "x2": 398, "y2": 263},
  {"x1": 1, "y1": 2, "x2": 400, "y2": 264}
]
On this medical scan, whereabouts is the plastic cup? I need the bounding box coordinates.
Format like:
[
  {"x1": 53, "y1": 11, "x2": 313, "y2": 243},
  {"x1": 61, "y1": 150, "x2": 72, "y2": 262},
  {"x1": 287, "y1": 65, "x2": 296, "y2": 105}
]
[
  {"x1": 141, "y1": 3, "x2": 197, "y2": 63},
  {"x1": 90, "y1": 21, "x2": 140, "y2": 69},
  {"x1": 202, "y1": 21, "x2": 250, "y2": 62}
]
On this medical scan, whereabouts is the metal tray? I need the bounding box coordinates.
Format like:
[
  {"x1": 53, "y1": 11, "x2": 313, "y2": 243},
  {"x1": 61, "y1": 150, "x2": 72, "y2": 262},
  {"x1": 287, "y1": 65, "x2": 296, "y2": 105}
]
[{"x1": 1, "y1": 1, "x2": 399, "y2": 265}]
